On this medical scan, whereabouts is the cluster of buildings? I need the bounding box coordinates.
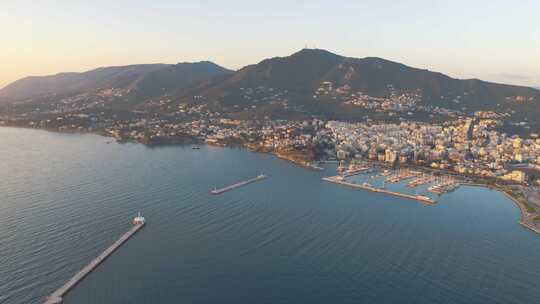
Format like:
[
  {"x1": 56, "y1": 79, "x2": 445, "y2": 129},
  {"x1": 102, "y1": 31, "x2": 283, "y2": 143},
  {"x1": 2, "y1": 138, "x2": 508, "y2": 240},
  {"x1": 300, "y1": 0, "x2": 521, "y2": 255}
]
[
  {"x1": 97, "y1": 114, "x2": 540, "y2": 185},
  {"x1": 327, "y1": 119, "x2": 540, "y2": 184},
  {"x1": 343, "y1": 85, "x2": 422, "y2": 112},
  {"x1": 1, "y1": 83, "x2": 538, "y2": 186},
  {"x1": 312, "y1": 81, "x2": 466, "y2": 119}
]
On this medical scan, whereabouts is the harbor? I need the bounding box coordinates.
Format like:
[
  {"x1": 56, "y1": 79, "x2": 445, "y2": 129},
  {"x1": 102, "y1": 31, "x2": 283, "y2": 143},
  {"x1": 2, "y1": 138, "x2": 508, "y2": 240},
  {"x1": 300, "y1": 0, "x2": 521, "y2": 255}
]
[
  {"x1": 43, "y1": 214, "x2": 146, "y2": 304},
  {"x1": 384, "y1": 169, "x2": 419, "y2": 183},
  {"x1": 210, "y1": 174, "x2": 267, "y2": 194},
  {"x1": 428, "y1": 177, "x2": 459, "y2": 195},
  {"x1": 338, "y1": 163, "x2": 463, "y2": 197},
  {"x1": 338, "y1": 162, "x2": 372, "y2": 177},
  {"x1": 342, "y1": 167, "x2": 371, "y2": 177},
  {"x1": 407, "y1": 174, "x2": 436, "y2": 188},
  {"x1": 323, "y1": 175, "x2": 436, "y2": 204}
]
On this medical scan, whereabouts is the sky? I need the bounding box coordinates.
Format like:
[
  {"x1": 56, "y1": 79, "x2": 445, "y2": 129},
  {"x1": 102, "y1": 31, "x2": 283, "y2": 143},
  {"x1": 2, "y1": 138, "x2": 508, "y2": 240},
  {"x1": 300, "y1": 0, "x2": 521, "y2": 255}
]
[{"x1": 1, "y1": 0, "x2": 539, "y2": 89}]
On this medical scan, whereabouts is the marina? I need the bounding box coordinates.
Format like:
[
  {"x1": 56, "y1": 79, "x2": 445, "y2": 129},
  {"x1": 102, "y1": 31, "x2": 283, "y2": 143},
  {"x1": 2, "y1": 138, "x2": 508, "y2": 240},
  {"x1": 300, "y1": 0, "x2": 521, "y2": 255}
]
[
  {"x1": 408, "y1": 175, "x2": 436, "y2": 188},
  {"x1": 385, "y1": 170, "x2": 419, "y2": 183},
  {"x1": 210, "y1": 174, "x2": 267, "y2": 194},
  {"x1": 338, "y1": 162, "x2": 372, "y2": 177},
  {"x1": 43, "y1": 214, "x2": 146, "y2": 304},
  {"x1": 323, "y1": 175, "x2": 436, "y2": 204},
  {"x1": 428, "y1": 178, "x2": 460, "y2": 195},
  {"x1": 342, "y1": 167, "x2": 371, "y2": 177},
  {"x1": 336, "y1": 162, "x2": 466, "y2": 195}
]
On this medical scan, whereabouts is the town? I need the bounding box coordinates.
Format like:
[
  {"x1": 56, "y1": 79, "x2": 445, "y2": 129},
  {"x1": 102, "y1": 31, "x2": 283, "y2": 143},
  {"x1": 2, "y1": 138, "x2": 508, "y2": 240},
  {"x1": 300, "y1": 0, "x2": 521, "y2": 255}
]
[
  {"x1": 2, "y1": 91, "x2": 540, "y2": 233},
  {"x1": 2, "y1": 105, "x2": 540, "y2": 186}
]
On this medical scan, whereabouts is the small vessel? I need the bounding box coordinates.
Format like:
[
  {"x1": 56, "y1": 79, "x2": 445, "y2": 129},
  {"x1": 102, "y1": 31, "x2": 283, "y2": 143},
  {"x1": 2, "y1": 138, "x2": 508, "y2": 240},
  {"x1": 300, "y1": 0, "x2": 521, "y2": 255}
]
[
  {"x1": 133, "y1": 212, "x2": 146, "y2": 225},
  {"x1": 192, "y1": 146, "x2": 200, "y2": 150},
  {"x1": 309, "y1": 162, "x2": 325, "y2": 171}
]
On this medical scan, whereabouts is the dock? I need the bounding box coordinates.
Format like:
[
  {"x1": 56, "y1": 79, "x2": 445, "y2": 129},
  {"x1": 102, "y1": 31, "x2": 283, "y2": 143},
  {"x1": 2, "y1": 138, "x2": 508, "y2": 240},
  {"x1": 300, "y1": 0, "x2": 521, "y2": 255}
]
[
  {"x1": 407, "y1": 175, "x2": 436, "y2": 188},
  {"x1": 210, "y1": 174, "x2": 267, "y2": 195},
  {"x1": 43, "y1": 221, "x2": 145, "y2": 304},
  {"x1": 342, "y1": 167, "x2": 371, "y2": 177},
  {"x1": 385, "y1": 170, "x2": 418, "y2": 183},
  {"x1": 323, "y1": 176, "x2": 436, "y2": 204}
]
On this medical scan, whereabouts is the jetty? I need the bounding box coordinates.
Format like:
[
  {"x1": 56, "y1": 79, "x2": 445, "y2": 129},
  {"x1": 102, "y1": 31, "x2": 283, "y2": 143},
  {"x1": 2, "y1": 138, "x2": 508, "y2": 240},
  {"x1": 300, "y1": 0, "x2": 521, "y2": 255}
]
[
  {"x1": 323, "y1": 176, "x2": 436, "y2": 205},
  {"x1": 210, "y1": 174, "x2": 266, "y2": 195},
  {"x1": 342, "y1": 167, "x2": 371, "y2": 177},
  {"x1": 43, "y1": 215, "x2": 146, "y2": 304},
  {"x1": 385, "y1": 169, "x2": 418, "y2": 183},
  {"x1": 428, "y1": 182, "x2": 459, "y2": 195},
  {"x1": 407, "y1": 175, "x2": 436, "y2": 188},
  {"x1": 428, "y1": 177, "x2": 459, "y2": 195}
]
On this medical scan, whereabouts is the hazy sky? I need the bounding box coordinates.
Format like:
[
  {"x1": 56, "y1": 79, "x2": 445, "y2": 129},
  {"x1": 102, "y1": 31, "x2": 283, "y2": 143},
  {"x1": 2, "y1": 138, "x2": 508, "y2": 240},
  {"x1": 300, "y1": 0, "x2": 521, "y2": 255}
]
[{"x1": 1, "y1": 0, "x2": 539, "y2": 89}]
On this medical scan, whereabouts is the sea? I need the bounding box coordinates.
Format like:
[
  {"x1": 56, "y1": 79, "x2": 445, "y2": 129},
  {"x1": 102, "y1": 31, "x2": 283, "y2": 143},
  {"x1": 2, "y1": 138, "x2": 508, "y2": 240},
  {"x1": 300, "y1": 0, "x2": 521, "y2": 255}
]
[{"x1": 1, "y1": 127, "x2": 540, "y2": 304}]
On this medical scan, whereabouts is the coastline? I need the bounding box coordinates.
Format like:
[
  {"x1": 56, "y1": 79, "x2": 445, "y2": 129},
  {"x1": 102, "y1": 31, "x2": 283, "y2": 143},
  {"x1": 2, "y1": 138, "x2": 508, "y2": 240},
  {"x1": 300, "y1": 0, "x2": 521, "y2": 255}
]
[
  {"x1": 461, "y1": 182, "x2": 540, "y2": 235},
  {"x1": 2, "y1": 125, "x2": 539, "y2": 236}
]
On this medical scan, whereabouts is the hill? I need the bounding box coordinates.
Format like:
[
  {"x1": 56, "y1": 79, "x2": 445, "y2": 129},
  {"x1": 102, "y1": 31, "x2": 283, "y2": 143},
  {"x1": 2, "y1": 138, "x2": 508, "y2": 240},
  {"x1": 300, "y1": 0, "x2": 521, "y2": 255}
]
[
  {"x1": 1, "y1": 49, "x2": 538, "y2": 132},
  {"x1": 0, "y1": 62, "x2": 232, "y2": 103},
  {"x1": 182, "y1": 48, "x2": 538, "y2": 110},
  {"x1": 128, "y1": 61, "x2": 232, "y2": 101},
  {"x1": 175, "y1": 49, "x2": 539, "y2": 130}
]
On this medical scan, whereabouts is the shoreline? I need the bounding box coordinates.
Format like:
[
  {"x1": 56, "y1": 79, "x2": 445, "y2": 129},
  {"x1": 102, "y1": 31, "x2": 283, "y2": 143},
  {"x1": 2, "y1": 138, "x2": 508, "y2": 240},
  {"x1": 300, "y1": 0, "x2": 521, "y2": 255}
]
[
  {"x1": 461, "y1": 182, "x2": 540, "y2": 235},
  {"x1": 2, "y1": 125, "x2": 539, "y2": 236}
]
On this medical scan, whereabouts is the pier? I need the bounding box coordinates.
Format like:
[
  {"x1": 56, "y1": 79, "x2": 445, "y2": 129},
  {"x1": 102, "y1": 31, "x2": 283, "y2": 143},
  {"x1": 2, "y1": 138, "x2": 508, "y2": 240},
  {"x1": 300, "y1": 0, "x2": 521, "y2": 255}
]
[
  {"x1": 210, "y1": 174, "x2": 267, "y2": 195},
  {"x1": 43, "y1": 220, "x2": 145, "y2": 304},
  {"x1": 385, "y1": 169, "x2": 419, "y2": 183},
  {"x1": 407, "y1": 175, "x2": 436, "y2": 188},
  {"x1": 342, "y1": 167, "x2": 371, "y2": 177},
  {"x1": 323, "y1": 176, "x2": 436, "y2": 204}
]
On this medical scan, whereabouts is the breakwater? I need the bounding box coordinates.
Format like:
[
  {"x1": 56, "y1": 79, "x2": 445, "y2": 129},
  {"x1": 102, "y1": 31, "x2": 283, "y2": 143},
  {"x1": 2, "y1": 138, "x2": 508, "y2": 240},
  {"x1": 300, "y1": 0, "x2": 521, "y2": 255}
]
[
  {"x1": 323, "y1": 176, "x2": 436, "y2": 204},
  {"x1": 210, "y1": 174, "x2": 266, "y2": 194},
  {"x1": 43, "y1": 223, "x2": 145, "y2": 304}
]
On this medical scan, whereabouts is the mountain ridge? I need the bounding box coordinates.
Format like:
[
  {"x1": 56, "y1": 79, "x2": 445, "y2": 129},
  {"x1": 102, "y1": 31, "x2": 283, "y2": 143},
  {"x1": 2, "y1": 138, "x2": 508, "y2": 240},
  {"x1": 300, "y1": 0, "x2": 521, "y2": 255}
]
[
  {"x1": 0, "y1": 62, "x2": 232, "y2": 102},
  {"x1": 1, "y1": 49, "x2": 538, "y2": 128},
  {"x1": 178, "y1": 49, "x2": 538, "y2": 110}
]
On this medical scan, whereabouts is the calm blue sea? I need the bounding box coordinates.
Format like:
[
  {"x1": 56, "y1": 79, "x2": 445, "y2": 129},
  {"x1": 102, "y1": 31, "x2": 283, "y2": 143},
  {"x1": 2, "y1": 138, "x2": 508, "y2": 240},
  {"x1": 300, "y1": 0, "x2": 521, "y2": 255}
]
[{"x1": 1, "y1": 127, "x2": 539, "y2": 304}]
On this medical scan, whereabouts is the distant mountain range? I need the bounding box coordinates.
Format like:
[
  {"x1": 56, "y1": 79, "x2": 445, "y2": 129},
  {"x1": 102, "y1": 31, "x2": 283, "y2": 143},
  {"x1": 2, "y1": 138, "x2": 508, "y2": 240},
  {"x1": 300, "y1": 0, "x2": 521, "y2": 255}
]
[
  {"x1": 1, "y1": 48, "x2": 538, "y2": 127},
  {"x1": 0, "y1": 62, "x2": 231, "y2": 102}
]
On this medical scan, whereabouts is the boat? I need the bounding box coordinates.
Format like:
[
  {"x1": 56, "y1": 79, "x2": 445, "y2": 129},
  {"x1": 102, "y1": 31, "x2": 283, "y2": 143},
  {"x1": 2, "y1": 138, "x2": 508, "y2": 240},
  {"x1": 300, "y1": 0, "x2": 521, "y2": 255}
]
[
  {"x1": 133, "y1": 212, "x2": 146, "y2": 225},
  {"x1": 309, "y1": 162, "x2": 325, "y2": 171},
  {"x1": 192, "y1": 146, "x2": 200, "y2": 150}
]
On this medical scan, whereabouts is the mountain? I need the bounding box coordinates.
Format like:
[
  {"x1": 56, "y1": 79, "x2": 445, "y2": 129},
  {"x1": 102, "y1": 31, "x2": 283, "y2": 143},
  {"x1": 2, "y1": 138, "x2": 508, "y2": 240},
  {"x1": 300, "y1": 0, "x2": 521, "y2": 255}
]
[
  {"x1": 182, "y1": 48, "x2": 539, "y2": 109},
  {"x1": 0, "y1": 64, "x2": 167, "y2": 101},
  {"x1": 173, "y1": 49, "x2": 539, "y2": 129},
  {"x1": 0, "y1": 62, "x2": 232, "y2": 103},
  {"x1": 128, "y1": 61, "x2": 232, "y2": 100},
  {"x1": 2, "y1": 49, "x2": 538, "y2": 131}
]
